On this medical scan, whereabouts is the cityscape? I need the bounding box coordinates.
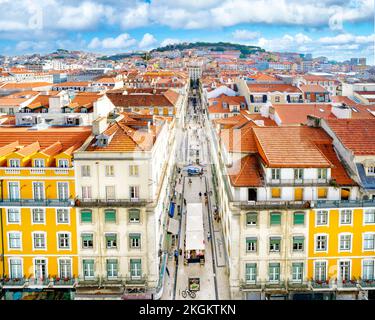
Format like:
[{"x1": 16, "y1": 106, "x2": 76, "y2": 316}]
[{"x1": 0, "y1": 0, "x2": 374, "y2": 305}]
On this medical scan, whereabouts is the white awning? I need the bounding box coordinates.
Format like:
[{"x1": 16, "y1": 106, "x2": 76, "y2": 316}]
[
  {"x1": 185, "y1": 203, "x2": 205, "y2": 251},
  {"x1": 167, "y1": 218, "x2": 179, "y2": 235}
]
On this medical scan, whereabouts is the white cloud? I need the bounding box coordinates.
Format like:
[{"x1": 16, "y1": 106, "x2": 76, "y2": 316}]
[
  {"x1": 160, "y1": 38, "x2": 183, "y2": 47},
  {"x1": 88, "y1": 33, "x2": 137, "y2": 50},
  {"x1": 319, "y1": 33, "x2": 375, "y2": 44},
  {"x1": 232, "y1": 30, "x2": 260, "y2": 41},
  {"x1": 138, "y1": 33, "x2": 157, "y2": 49},
  {"x1": 121, "y1": 2, "x2": 150, "y2": 29}
]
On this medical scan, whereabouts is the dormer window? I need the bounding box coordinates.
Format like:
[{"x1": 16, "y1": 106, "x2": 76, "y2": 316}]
[
  {"x1": 9, "y1": 159, "x2": 20, "y2": 168},
  {"x1": 96, "y1": 135, "x2": 109, "y2": 147},
  {"x1": 80, "y1": 107, "x2": 88, "y2": 113},
  {"x1": 58, "y1": 159, "x2": 69, "y2": 168},
  {"x1": 34, "y1": 159, "x2": 45, "y2": 168},
  {"x1": 240, "y1": 103, "x2": 246, "y2": 109},
  {"x1": 223, "y1": 102, "x2": 228, "y2": 108}
]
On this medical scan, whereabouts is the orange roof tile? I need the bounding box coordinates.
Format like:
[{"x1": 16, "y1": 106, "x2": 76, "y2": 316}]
[
  {"x1": 16, "y1": 141, "x2": 40, "y2": 157},
  {"x1": 300, "y1": 84, "x2": 328, "y2": 93},
  {"x1": 248, "y1": 83, "x2": 301, "y2": 93},
  {"x1": 272, "y1": 104, "x2": 335, "y2": 124},
  {"x1": 228, "y1": 154, "x2": 263, "y2": 187}
]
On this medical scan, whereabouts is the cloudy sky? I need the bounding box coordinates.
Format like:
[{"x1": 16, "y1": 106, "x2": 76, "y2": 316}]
[{"x1": 0, "y1": 0, "x2": 374, "y2": 63}]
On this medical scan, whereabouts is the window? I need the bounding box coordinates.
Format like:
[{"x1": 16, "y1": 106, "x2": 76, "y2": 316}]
[
  {"x1": 293, "y1": 212, "x2": 305, "y2": 225},
  {"x1": 340, "y1": 210, "x2": 352, "y2": 225},
  {"x1": 362, "y1": 260, "x2": 374, "y2": 281},
  {"x1": 129, "y1": 233, "x2": 141, "y2": 249},
  {"x1": 7, "y1": 208, "x2": 20, "y2": 223},
  {"x1": 57, "y1": 209, "x2": 69, "y2": 224},
  {"x1": 246, "y1": 212, "x2": 257, "y2": 226},
  {"x1": 293, "y1": 236, "x2": 304, "y2": 252},
  {"x1": 81, "y1": 165, "x2": 91, "y2": 177},
  {"x1": 34, "y1": 159, "x2": 45, "y2": 168},
  {"x1": 129, "y1": 186, "x2": 139, "y2": 200},
  {"x1": 294, "y1": 188, "x2": 303, "y2": 201},
  {"x1": 58, "y1": 159, "x2": 69, "y2": 168},
  {"x1": 130, "y1": 259, "x2": 141, "y2": 278},
  {"x1": 129, "y1": 209, "x2": 140, "y2": 223},
  {"x1": 246, "y1": 237, "x2": 257, "y2": 252},
  {"x1": 364, "y1": 234, "x2": 375, "y2": 251},
  {"x1": 81, "y1": 210, "x2": 92, "y2": 223},
  {"x1": 316, "y1": 235, "x2": 327, "y2": 251},
  {"x1": 8, "y1": 232, "x2": 21, "y2": 249},
  {"x1": 9, "y1": 259, "x2": 22, "y2": 279},
  {"x1": 129, "y1": 165, "x2": 139, "y2": 176},
  {"x1": 314, "y1": 261, "x2": 327, "y2": 281},
  {"x1": 271, "y1": 188, "x2": 281, "y2": 199},
  {"x1": 317, "y1": 188, "x2": 328, "y2": 199},
  {"x1": 366, "y1": 166, "x2": 375, "y2": 175},
  {"x1": 57, "y1": 182, "x2": 69, "y2": 200},
  {"x1": 81, "y1": 186, "x2": 92, "y2": 200},
  {"x1": 339, "y1": 261, "x2": 351, "y2": 281},
  {"x1": 59, "y1": 259, "x2": 72, "y2": 278},
  {"x1": 316, "y1": 210, "x2": 328, "y2": 226},
  {"x1": 270, "y1": 212, "x2": 281, "y2": 225},
  {"x1": 106, "y1": 234, "x2": 117, "y2": 249},
  {"x1": 269, "y1": 237, "x2": 281, "y2": 252},
  {"x1": 9, "y1": 159, "x2": 20, "y2": 167},
  {"x1": 271, "y1": 168, "x2": 280, "y2": 180},
  {"x1": 292, "y1": 263, "x2": 304, "y2": 282},
  {"x1": 364, "y1": 209, "x2": 375, "y2": 224},
  {"x1": 105, "y1": 209, "x2": 116, "y2": 223},
  {"x1": 317, "y1": 168, "x2": 327, "y2": 180},
  {"x1": 33, "y1": 233, "x2": 46, "y2": 249},
  {"x1": 8, "y1": 182, "x2": 20, "y2": 200},
  {"x1": 269, "y1": 263, "x2": 280, "y2": 282},
  {"x1": 105, "y1": 186, "x2": 116, "y2": 200},
  {"x1": 58, "y1": 233, "x2": 70, "y2": 249},
  {"x1": 294, "y1": 169, "x2": 304, "y2": 180},
  {"x1": 83, "y1": 259, "x2": 95, "y2": 278},
  {"x1": 245, "y1": 263, "x2": 257, "y2": 283},
  {"x1": 32, "y1": 208, "x2": 45, "y2": 224},
  {"x1": 33, "y1": 182, "x2": 44, "y2": 200},
  {"x1": 105, "y1": 165, "x2": 115, "y2": 177},
  {"x1": 106, "y1": 259, "x2": 118, "y2": 278},
  {"x1": 82, "y1": 233, "x2": 93, "y2": 249},
  {"x1": 339, "y1": 234, "x2": 352, "y2": 251}
]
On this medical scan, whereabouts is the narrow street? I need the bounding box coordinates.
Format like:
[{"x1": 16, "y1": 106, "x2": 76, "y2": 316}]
[{"x1": 161, "y1": 83, "x2": 230, "y2": 300}]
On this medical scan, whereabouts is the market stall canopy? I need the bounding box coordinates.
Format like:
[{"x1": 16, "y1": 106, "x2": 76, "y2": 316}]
[
  {"x1": 185, "y1": 203, "x2": 205, "y2": 251},
  {"x1": 167, "y1": 218, "x2": 179, "y2": 235}
]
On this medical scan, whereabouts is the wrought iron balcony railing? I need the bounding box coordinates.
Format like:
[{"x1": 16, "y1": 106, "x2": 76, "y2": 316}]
[
  {"x1": 0, "y1": 198, "x2": 73, "y2": 207},
  {"x1": 75, "y1": 198, "x2": 152, "y2": 208}
]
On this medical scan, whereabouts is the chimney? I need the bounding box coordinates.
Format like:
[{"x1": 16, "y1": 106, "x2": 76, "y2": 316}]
[{"x1": 92, "y1": 116, "x2": 108, "y2": 135}]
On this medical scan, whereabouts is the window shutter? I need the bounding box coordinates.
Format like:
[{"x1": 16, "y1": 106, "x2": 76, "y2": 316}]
[
  {"x1": 81, "y1": 210, "x2": 92, "y2": 222},
  {"x1": 293, "y1": 212, "x2": 305, "y2": 225},
  {"x1": 105, "y1": 209, "x2": 116, "y2": 222},
  {"x1": 270, "y1": 212, "x2": 281, "y2": 225}
]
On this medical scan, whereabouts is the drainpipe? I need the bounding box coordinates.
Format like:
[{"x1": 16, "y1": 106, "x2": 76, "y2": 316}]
[{"x1": 0, "y1": 180, "x2": 5, "y2": 278}]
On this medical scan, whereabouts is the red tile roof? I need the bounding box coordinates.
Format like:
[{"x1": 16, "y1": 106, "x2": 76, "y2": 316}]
[
  {"x1": 272, "y1": 104, "x2": 335, "y2": 124},
  {"x1": 247, "y1": 83, "x2": 301, "y2": 93},
  {"x1": 228, "y1": 155, "x2": 263, "y2": 187}
]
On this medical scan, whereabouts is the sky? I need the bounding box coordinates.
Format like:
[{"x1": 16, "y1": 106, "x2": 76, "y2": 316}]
[{"x1": 0, "y1": 0, "x2": 374, "y2": 64}]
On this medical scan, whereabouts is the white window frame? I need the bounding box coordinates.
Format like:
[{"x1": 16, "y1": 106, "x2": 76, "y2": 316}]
[
  {"x1": 56, "y1": 208, "x2": 70, "y2": 224},
  {"x1": 6, "y1": 208, "x2": 21, "y2": 224},
  {"x1": 315, "y1": 210, "x2": 329, "y2": 226},
  {"x1": 82, "y1": 259, "x2": 95, "y2": 278},
  {"x1": 363, "y1": 232, "x2": 375, "y2": 251},
  {"x1": 361, "y1": 259, "x2": 375, "y2": 281},
  {"x1": 271, "y1": 168, "x2": 281, "y2": 180},
  {"x1": 8, "y1": 258, "x2": 23, "y2": 279},
  {"x1": 105, "y1": 233, "x2": 118, "y2": 249},
  {"x1": 105, "y1": 165, "x2": 115, "y2": 177},
  {"x1": 57, "y1": 232, "x2": 71, "y2": 250},
  {"x1": 32, "y1": 231, "x2": 47, "y2": 251},
  {"x1": 291, "y1": 262, "x2": 304, "y2": 282},
  {"x1": 81, "y1": 165, "x2": 91, "y2": 177},
  {"x1": 314, "y1": 234, "x2": 329, "y2": 253},
  {"x1": 129, "y1": 165, "x2": 139, "y2": 177},
  {"x1": 129, "y1": 185, "x2": 140, "y2": 200},
  {"x1": 245, "y1": 263, "x2": 257, "y2": 284},
  {"x1": 339, "y1": 209, "x2": 353, "y2": 226},
  {"x1": 8, "y1": 181, "x2": 20, "y2": 200},
  {"x1": 313, "y1": 260, "x2": 328, "y2": 282},
  {"x1": 338, "y1": 233, "x2": 352, "y2": 253},
  {"x1": 57, "y1": 257, "x2": 73, "y2": 279},
  {"x1": 58, "y1": 159, "x2": 69, "y2": 168},
  {"x1": 9, "y1": 158, "x2": 20, "y2": 168},
  {"x1": 338, "y1": 259, "x2": 351, "y2": 281},
  {"x1": 33, "y1": 257, "x2": 48, "y2": 280},
  {"x1": 364, "y1": 209, "x2": 375, "y2": 225},
  {"x1": 81, "y1": 186, "x2": 92, "y2": 200},
  {"x1": 34, "y1": 159, "x2": 45, "y2": 168},
  {"x1": 32, "y1": 181, "x2": 45, "y2": 200},
  {"x1": 31, "y1": 208, "x2": 45, "y2": 225},
  {"x1": 57, "y1": 182, "x2": 69, "y2": 200},
  {"x1": 7, "y1": 231, "x2": 22, "y2": 250}
]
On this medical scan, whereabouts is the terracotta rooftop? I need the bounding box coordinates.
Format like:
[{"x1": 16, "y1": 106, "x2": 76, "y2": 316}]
[
  {"x1": 300, "y1": 84, "x2": 328, "y2": 93},
  {"x1": 247, "y1": 83, "x2": 302, "y2": 93},
  {"x1": 220, "y1": 122, "x2": 257, "y2": 154},
  {"x1": 253, "y1": 126, "x2": 333, "y2": 168},
  {"x1": 228, "y1": 154, "x2": 263, "y2": 187},
  {"x1": 272, "y1": 104, "x2": 335, "y2": 124},
  {"x1": 325, "y1": 119, "x2": 375, "y2": 155}
]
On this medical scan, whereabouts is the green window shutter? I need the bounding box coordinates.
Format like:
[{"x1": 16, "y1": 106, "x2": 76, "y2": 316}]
[
  {"x1": 270, "y1": 237, "x2": 281, "y2": 245},
  {"x1": 81, "y1": 210, "x2": 92, "y2": 222},
  {"x1": 129, "y1": 209, "x2": 140, "y2": 222},
  {"x1": 270, "y1": 213, "x2": 281, "y2": 225},
  {"x1": 246, "y1": 213, "x2": 257, "y2": 225},
  {"x1": 106, "y1": 234, "x2": 117, "y2": 241},
  {"x1": 82, "y1": 234, "x2": 93, "y2": 242},
  {"x1": 293, "y1": 212, "x2": 305, "y2": 225},
  {"x1": 293, "y1": 236, "x2": 304, "y2": 244},
  {"x1": 105, "y1": 209, "x2": 116, "y2": 222}
]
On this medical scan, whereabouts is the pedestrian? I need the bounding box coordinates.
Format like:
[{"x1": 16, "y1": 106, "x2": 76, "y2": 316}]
[
  {"x1": 207, "y1": 231, "x2": 211, "y2": 242},
  {"x1": 174, "y1": 249, "x2": 179, "y2": 263},
  {"x1": 204, "y1": 192, "x2": 207, "y2": 197},
  {"x1": 179, "y1": 178, "x2": 181, "y2": 184},
  {"x1": 199, "y1": 192, "x2": 202, "y2": 198}
]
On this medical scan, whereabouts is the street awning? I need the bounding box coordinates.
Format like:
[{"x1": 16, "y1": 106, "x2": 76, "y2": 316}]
[{"x1": 167, "y1": 218, "x2": 179, "y2": 235}]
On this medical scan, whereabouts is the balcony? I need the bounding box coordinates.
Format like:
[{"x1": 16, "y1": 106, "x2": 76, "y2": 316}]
[
  {"x1": 266, "y1": 178, "x2": 332, "y2": 187},
  {"x1": 5, "y1": 168, "x2": 20, "y2": 174},
  {"x1": 315, "y1": 199, "x2": 375, "y2": 208},
  {"x1": 1, "y1": 276, "x2": 27, "y2": 288},
  {"x1": 124, "y1": 275, "x2": 147, "y2": 287},
  {"x1": 309, "y1": 279, "x2": 334, "y2": 291},
  {"x1": 358, "y1": 279, "x2": 375, "y2": 290},
  {"x1": 30, "y1": 168, "x2": 45, "y2": 174},
  {"x1": 336, "y1": 279, "x2": 359, "y2": 291},
  {"x1": 264, "y1": 280, "x2": 286, "y2": 291},
  {"x1": 233, "y1": 200, "x2": 310, "y2": 210},
  {"x1": 75, "y1": 198, "x2": 152, "y2": 208},
  {"x1": 287, "y1": 280, "x2": 309, "y2": 291},
  {"x1": 0, "y1": 198, "x2": 73, "y2": 207},
  {"x1": 102, "y1": 276, "x2": 124, "y2": 287},
  {"x1": 28, "y1": 277, "x2": 51, "y2": 287},
  {"x1": 51, "y1": 276, "x2": 77, "y2": 288},
  {"x1": 76, "y1": 276, "x2": 100, "y2": 288},
  {"x1": 239, "y1": 280, "x2": 262, "y2": 291}
]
